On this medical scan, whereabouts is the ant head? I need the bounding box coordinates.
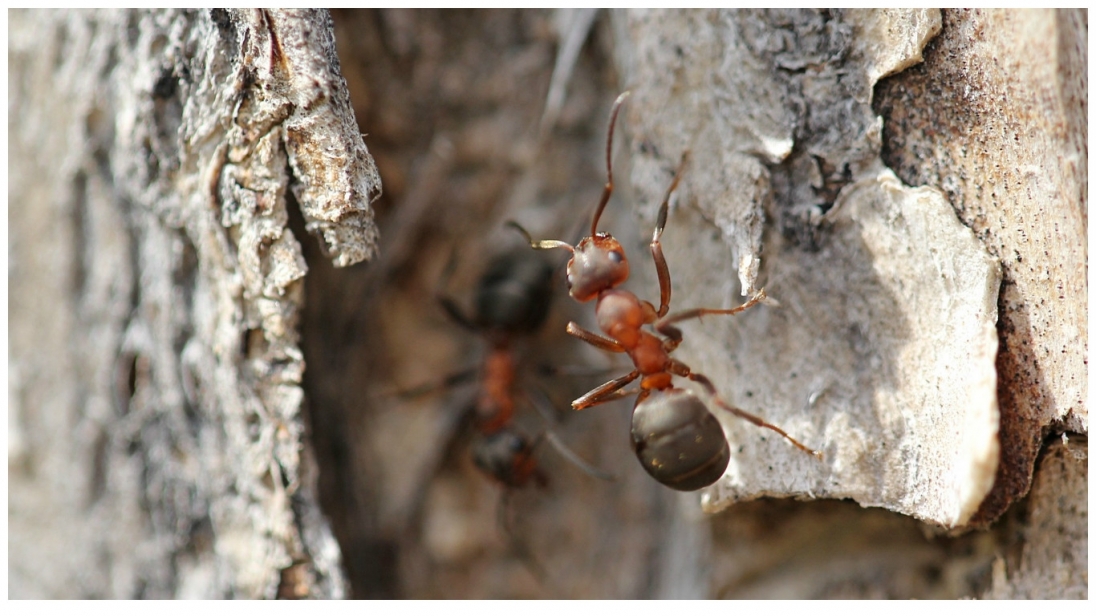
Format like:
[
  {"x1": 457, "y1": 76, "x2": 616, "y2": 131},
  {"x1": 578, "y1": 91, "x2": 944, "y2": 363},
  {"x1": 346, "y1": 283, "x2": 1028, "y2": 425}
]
[
  {"x1": 566, "y1": 233, "x2": 629, "y2": 302},
  {"x1": 474, "y1": 250, "x2": 555, "y2": 335}
]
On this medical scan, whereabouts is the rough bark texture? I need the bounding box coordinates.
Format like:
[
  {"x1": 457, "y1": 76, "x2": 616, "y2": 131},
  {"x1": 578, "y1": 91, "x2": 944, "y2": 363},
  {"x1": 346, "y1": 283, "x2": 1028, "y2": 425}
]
[
  {"x1": 612, "y1": 8, "x2": 1002, "y2": 529},
  {"x1": 9, "y1": 9, "x2": 378, "y2": 598},
  {"x1": 9, "y1": 8, "x2": 1086, "y2": 600},
  {"x1": 874, "y1": 8, "x2": 1088, "y2": 527}
]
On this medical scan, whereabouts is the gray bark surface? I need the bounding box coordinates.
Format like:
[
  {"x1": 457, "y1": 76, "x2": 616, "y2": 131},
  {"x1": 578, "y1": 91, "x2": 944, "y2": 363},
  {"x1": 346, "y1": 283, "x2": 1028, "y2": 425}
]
[
  {"x1": 874, "y1": 8, "x2": 1088, "y2": 527},
  {"x1": 9, "y1": 9, "x2": 378, "y2": 598},
  {"x1": 9, "y1": 8, "x2": 1085, "y2": 599},
  {"x1": 613, "y1": 8, "x2": 1002, "y2": 528}
]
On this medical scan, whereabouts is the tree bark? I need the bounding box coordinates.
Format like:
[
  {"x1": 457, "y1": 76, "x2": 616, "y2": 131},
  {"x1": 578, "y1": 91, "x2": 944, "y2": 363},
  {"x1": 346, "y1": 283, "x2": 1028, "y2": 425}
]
[
  {"x1": 9, "y1": 9, "x2": 378, "y2": 598},
  {"x1": 9, "y1": 8, "x2": 1085, "y2": 599}
]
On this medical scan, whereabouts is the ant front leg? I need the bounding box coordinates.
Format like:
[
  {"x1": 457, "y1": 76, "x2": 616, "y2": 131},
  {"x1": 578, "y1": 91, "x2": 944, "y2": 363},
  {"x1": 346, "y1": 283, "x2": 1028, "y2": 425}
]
[
  {"x1": 434, "y1": 250, "x2": 480, "y2": 333},
  {"x1": 438, "y1": 295, "x2": 479, "y2": 332},
  {"x1": 566, "y1": 321, "x2": 626, "y2": 353},
  {"x1": 563, "y1": 322, "x2": 639, "y2": 409}
]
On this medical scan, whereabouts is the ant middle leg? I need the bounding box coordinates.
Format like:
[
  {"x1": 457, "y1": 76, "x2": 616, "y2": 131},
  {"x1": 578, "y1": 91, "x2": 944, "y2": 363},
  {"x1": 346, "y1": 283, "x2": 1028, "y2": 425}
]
[
  {"x1": 390, "y1": 367, "x2": 478, "y2": 399},
  {"x1": 653, "y1": 288, "x2": 768, "y2": 343},
  {"x1": 434, "y1": 249, "x2": 481, "y2": 332},
  {"x1": 572, "y1": 369, "x2": 641, "y2": 411},
  {"x1": 668, "y1": 360, "x2": 821, "y2": 458},
  {"x1": 521, "y1": 388, "x2": 616, "y2": 482}
]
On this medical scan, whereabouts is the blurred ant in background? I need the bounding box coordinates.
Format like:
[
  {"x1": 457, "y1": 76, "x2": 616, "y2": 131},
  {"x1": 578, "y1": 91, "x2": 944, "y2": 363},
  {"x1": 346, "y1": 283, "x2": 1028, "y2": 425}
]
[
  {"x1": 402, "y1": 246, "x2": 613, "y2": 490},
  {"x1": 397, "y1": 245, "x2": 615, "y2": 580},
  {"x1": 512, "y1": 92, "x2": 820, "y2": 491}
]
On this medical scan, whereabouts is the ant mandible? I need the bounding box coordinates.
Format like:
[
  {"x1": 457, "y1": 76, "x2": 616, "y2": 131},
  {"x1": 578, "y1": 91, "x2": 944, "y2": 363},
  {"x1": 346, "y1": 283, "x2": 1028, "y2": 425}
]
[{"x1": 510, "y1": 91, "x2": 820, "y2": 491}]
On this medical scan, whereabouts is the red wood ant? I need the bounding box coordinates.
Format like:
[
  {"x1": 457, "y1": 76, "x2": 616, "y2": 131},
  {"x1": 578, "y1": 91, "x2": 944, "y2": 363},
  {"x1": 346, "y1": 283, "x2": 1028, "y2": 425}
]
[
  {"x1": 429, "y1": 248, "x2": 611, "y2": 489},
  {"x1": 398, "y1": 248, "x2": 615, "y2": 582},
  {"x1": 439, "y1": 251, "x2": 553, "y2": 488},
  {"x1": 510, "y1": 92, "x2": 820, "y2": 491}
]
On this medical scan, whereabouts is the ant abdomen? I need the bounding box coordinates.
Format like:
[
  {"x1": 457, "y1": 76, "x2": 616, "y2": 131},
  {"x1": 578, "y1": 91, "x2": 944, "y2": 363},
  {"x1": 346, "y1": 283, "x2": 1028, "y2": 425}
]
[
  {"x1": 631, "y1": 389, "x2": 731, "y2": 492},
  {"x1": 474, "y1": 251, "x2": 556, "y2": 335},
  {"x1": 471, "y1": 428, "x2": 546, "y2": 488}
]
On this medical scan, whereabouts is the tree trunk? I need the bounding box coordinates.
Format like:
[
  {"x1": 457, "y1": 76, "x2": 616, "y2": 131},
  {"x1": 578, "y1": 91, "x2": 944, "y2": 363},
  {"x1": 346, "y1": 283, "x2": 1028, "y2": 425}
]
[
  {"x1": 9, "y1": 9, "x2": 378, "y2": 598},
  {"x1": 9, "y1": 8, "x2": 1085, "y2": 599}
]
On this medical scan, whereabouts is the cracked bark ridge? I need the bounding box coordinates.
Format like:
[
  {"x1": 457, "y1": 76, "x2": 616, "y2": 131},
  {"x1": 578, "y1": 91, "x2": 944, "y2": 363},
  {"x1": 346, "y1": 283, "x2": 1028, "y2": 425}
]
[
  {"x1": 231, "y1": 9, "x2": 381, "y2": 268},
  {"x1": 9, "y1": 8, "x2": 377, "y2": 598},
  {"x1": 613, "y1": 9, "x2": 1008, "y2": 528},
  {"x1": 874, "y1": 8, "x2": 1087, "y2": 527}
]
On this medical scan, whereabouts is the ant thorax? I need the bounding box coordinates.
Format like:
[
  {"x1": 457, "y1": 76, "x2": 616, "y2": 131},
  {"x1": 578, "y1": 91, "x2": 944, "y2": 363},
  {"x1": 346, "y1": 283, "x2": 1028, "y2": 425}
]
[
  {"x1": 597, "y1": 290, "x2": 669, "y2": 376},
  {"x1": 566, "y1": 233, "x2": 629, "y2": 302},
  {"x1": 594, "y1": 290, "x2": 646, "y2": 344}
]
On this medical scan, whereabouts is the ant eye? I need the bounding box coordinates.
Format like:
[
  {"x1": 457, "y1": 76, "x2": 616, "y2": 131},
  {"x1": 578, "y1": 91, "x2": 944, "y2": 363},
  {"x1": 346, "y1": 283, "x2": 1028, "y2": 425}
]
[{"x1": 609, "y1": 251, "x2": 623, "y2": 264}]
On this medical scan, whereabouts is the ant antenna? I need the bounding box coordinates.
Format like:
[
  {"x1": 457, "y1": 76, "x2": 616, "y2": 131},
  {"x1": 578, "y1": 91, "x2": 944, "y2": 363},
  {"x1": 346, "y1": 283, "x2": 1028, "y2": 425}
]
[
  {"x1": 652, "y1": 151, "x2": 689, "y2": 244},
  {"x1": 506, "y1": 221, "x2": 574, "y2": 253},
  {"x1": 506, "y1": 91, "x2": 632, "y2": 255},
  {"x1": 590, "y1": 91, "x2": 630, "y2": 237}
]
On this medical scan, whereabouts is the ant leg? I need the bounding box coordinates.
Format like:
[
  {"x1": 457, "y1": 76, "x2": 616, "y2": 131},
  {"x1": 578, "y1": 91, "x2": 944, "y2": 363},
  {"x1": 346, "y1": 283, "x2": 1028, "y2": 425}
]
[
  {"x1": 669, "y1": 360, "x2": 821, "y2": 458},
  {"x1": 574, "y1": 385, "x2": 642, "y2": 410},
  {"x1": 653, "y1": 288, "x2": 767, "y2": 340},
  {"x1": 388, "y1": 366, "x2": 478, "y2": 399},
  {"x1": 572, "y1": 369, "x2": 641, "y2": 410},
  {"x1": 522, "y1": 387, "x2": 616, "y2": 481},
  {"x1": 589, "y1": 91, "x2": 630, "y2": 236},
  {"x1": 438, "y1": 295, "x2": 479, "y2": 332},
  {"x1": 566, "y1": 322, "x2": 626, "y2": 353},
  {"x1": 433, "y1": 249, "x2": 481, "y2": 332},
  {"x1": 650, "y1": 151, "x2": 690, "y2": 318},
  {"x1": 543, "y1": 432, "x2": 617, "y2": 481}
]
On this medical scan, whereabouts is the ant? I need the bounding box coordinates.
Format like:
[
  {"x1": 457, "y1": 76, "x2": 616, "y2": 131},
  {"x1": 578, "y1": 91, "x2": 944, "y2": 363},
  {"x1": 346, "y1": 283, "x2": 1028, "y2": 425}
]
[
  {"x1": 393, "y1": 246, "x2": 616, "y2": 584},
  {"x1": 438, "y1": 250, "x2": 553, "y2": 488},
  {"x1": 424, "y1": 247, "x2": 611, "y2": 489},
  {"x1": 510, "y1": 91, "x2": 821, "y2": 492}
]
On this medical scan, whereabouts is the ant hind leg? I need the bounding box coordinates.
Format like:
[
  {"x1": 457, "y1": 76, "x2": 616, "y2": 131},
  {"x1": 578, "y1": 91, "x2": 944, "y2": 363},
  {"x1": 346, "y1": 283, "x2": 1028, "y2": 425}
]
[{"x1": 669, "y1": 361, "x2": 821, "y2": 458}]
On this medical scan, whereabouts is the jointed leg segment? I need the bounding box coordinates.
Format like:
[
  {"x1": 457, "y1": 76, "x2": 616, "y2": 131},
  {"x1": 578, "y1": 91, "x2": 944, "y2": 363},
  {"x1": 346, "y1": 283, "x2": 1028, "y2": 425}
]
[
  {"x1": 654, "y1": 289, "x2": 768, "y2": 341},
  {"x1": 572, "y1": 369, "x2": 641, "y2": 410},
  {"x1": 669, "y1": 359, "x2": 821, "y2": 458},
  {"x1": 566, "y1": 322, "x2": 625, "y2": 353}
]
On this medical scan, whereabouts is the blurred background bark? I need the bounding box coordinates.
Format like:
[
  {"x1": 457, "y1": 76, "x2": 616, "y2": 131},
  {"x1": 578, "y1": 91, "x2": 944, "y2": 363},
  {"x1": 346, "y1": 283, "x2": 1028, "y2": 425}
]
[{"x1": 8, "y1": 8, "x2": 1086, "y2": 599}]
